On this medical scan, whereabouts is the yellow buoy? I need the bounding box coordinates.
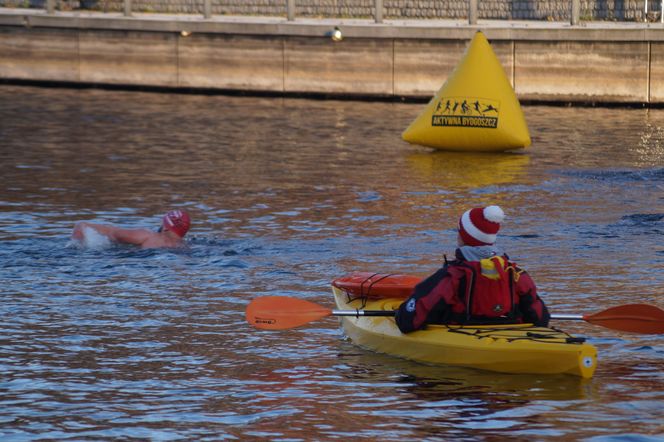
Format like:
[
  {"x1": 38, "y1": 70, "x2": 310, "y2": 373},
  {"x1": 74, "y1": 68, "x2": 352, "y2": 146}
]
[{"x1": 402, "y1": 31, "x2": 531, "y2": 152}]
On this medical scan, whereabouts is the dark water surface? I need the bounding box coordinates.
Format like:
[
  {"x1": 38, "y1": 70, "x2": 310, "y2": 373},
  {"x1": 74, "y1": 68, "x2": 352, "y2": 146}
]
[{"x1": 1, "y1": 85, "x2": 663, "y2": 440}]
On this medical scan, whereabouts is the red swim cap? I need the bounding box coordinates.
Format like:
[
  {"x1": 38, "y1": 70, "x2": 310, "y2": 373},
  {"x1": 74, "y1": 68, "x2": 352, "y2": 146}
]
[{"x1": 162, "y1": 210, "x2": 191, "y2": 237}]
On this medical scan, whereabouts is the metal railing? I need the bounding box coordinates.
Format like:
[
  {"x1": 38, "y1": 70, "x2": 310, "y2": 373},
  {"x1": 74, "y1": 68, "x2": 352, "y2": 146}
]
[{"x1": 20, "y1": 0, "x2": 664, "y2": 25}]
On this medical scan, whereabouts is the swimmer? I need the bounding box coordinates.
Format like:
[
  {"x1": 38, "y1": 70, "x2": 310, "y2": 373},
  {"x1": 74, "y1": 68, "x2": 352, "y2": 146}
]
[{"x1": 72, "y1": 210, "x2": 191, "y2": 249}]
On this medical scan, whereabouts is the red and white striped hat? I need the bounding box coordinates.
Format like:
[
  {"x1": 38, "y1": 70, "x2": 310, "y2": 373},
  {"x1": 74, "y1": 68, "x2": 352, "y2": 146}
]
[{"x1": 458, "y1": 206, "x2": 505, "y2": 246}]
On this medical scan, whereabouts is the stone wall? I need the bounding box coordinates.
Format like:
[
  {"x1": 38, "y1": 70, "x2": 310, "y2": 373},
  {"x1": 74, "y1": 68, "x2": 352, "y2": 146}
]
[
  {"x1": 0, "y1": 0, "x2": 661, "y2": 21},
  {"x1": 3, "y1": 18, "x2": 664, "y2": 104}
]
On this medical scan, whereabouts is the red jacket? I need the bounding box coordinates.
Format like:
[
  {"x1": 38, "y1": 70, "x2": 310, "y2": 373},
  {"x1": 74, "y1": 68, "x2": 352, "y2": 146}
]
[{"x1": 395, "y1": 252, "x2": 550, "y2": 333}]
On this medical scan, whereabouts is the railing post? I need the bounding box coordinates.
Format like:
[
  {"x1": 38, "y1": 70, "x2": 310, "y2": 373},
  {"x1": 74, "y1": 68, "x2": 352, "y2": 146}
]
[
  {"x1": 287, "y1": 0, "x2": 295, "y2": 21},
  {"x1": 375, "y1": 0, "x2": 383, "y2": 23},
  {"x1": 124, "y1": 0, "x2": 132, "y2": 17},
  {"x1": 204, "y1": 0, "x2": 211, "y2": 18},
  {"x1": 571, "y1": 0, "x2": 580, "y2": 25},
  {"x1": 46, "y1": 0, "x2": 54, "y2": 14},
  {"x1": 469, "y1": 0, "x2": 478, "y2": 24}
]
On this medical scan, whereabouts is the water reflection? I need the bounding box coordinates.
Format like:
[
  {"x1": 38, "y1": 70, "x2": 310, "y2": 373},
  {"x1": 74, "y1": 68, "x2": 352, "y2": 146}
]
[
  {"x1": 407, "y1": 151, "x2": 531, "y2": 189},
  {"x1": 339, "y1": 349, "x2": 589, "y2": 402},
  {"x1": 242, "y1": 345, "x2": 593, "y2": 440}
]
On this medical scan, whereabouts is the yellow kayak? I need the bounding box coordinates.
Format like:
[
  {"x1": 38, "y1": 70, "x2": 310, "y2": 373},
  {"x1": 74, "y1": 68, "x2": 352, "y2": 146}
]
[{"x1": 332, "y1": 285, "x2": 598, "y2": 378}]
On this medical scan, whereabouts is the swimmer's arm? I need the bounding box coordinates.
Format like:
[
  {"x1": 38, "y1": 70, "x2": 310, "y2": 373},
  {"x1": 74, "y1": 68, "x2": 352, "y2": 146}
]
[
  {"x1": 72, "y1": 222, "x2": 87, "y2": 240},
  {"x1": 73, "y1": 222, "x2": 152, "y2": 246}
]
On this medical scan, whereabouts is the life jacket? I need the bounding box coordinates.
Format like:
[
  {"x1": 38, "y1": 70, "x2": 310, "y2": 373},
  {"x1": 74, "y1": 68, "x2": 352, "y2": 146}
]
[{"x1": 453, "y1": 255, "x2": 521, "y2": 324}]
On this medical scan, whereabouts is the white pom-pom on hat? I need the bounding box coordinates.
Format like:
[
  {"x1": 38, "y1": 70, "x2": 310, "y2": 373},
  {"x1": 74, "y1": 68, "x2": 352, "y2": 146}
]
[{"x1": 483, "y1": 205, "x2": 505, "y2": 223}]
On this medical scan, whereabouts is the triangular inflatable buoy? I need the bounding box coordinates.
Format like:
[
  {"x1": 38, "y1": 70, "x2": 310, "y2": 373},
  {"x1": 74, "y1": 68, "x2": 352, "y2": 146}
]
[{"x1": 402, "y1": 31, "x2": 531, "y2": 152}]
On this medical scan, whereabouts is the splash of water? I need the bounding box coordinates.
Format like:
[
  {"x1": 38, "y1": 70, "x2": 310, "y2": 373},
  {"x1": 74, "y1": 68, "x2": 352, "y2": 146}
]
[{"x1": 71, "y1": 225, "x2": 112, "y2": 249}]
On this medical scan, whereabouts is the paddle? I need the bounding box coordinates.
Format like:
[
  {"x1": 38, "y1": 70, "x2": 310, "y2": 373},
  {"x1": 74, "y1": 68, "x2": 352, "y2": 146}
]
[
  {"x1": 551, "y1": 304, "x2": 664, "y2": 334},
  {"x1": 245, "y1": 296, "x2": 395, "y2": 330},
  {"x1": 245, "y1": 296, "x2": 664, "y2": 334}
]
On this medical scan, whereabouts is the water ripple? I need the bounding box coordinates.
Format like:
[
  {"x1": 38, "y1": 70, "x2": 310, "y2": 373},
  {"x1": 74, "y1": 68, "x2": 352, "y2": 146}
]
[{"x1": 1, "y1": 86, "x2": 663, "y2": 440}]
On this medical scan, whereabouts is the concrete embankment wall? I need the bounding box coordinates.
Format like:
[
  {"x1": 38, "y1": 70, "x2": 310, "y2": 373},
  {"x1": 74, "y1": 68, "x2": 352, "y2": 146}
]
[{"x1": 1, "y1": 10, "x2": 664, "y2": 104}]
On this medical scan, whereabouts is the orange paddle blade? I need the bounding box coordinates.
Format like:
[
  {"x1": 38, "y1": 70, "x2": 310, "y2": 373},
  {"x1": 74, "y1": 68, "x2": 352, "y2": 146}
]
[
  {"x1": 584, "y1": 303, "x2": 664, "y2": 334},
  {"x1": 245, "y1": 296, "x2": 332, "y2": 330}
]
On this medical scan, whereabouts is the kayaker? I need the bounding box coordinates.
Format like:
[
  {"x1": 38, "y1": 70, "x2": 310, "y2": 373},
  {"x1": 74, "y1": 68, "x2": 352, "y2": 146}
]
[
  {"x1": 395, "y1": 205, "x2": 550, "y2": 333},
  {"x1": 72, "y1": 209, "x2": 191, "y2": 249}
]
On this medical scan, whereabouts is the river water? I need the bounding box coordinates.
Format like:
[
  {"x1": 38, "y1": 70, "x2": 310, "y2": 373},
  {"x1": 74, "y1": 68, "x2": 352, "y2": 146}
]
[{"x1": 0, "y1": 85, "x2": 663, "y2": 440}]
